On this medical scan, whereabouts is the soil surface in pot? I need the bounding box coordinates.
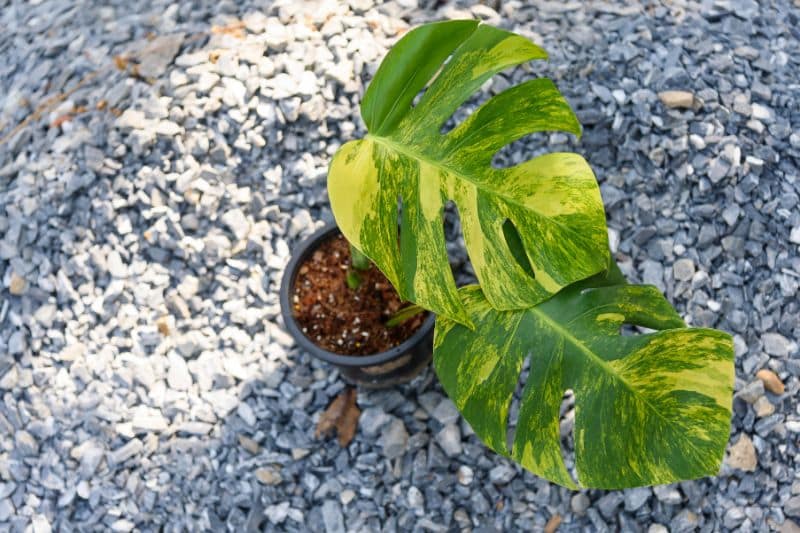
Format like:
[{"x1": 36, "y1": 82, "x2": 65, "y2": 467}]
[{"x1": 291, "y1": 234, "x2": 426, "y2": 355}]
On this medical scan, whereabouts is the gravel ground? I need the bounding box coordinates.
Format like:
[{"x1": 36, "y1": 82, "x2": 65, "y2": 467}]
[{"x1": 1, "y1": 0, "x2": 799, "y2": 531}]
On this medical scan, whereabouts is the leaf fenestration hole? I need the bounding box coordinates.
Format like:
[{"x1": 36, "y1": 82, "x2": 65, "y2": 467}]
[
  {"x1": 502, "y1": 219, "x2": 535, "y2": 279},
  {"x1": 411, "y1": 87, "x2": 427, "y2": 108},
  {"x1": 559, "y1": 390, "x2": 580, "y2": 486},
  {"x1": 395, "y1": 195, "x2": 408, "y2": 280},
  {"x1": 444, "y1": 202, "x2": 476, "y2": 286},
  {"x1": 438, "y1": 83, "x2": 494, "y2": 135},
  {"x1": 506, "y1": 354, "x2": 530, "y2": 453},
  {"x1": 412, "y1": 54, "x2": 453, "y2": 108},
  {"x1": 619, "y1": 324, "x2": 657, "y2": 336},
  {"x1": 491, "y1": 131, "x2": 566, "y2": 169}
]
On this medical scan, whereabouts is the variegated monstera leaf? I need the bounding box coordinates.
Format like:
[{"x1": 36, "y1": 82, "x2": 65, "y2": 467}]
[
  {"x1": 433, "y1": 268, "x2": 734, "y2": 489},
  {"x1": 328, "y1": 20, "x2": 609, "y2": 325}
]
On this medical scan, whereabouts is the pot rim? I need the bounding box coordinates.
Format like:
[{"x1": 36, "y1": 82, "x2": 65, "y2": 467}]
[{"x1": 279, "y1": 221, "x2": 436, "y2": 368}]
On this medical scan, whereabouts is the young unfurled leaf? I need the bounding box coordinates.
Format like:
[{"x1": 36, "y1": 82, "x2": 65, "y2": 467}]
[
  {"x1": 315, "y1": 388, "x2": 361, "y2": 447},
  {"x1": 349, "y1": 244, "x2": 371, "y2": 271},
  {"x1": 386, "y1": 304, "x2": 425, "y2": 328},
  {"x1": 433, "y1": 277, "x2": 734, "y2": 489},
  {"x1": 329, "y1": 20, "x2": 609, "y2": 326},
  {"x1": 346, "y1": 270, "x2": 362, "y2": 290}
]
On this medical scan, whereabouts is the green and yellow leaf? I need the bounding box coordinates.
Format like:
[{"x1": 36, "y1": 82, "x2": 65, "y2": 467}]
[
  {"x1": 433, "y1": 275, "x2": 734, "y2": 489},
  {"x1": 329, "y1": 20, "x2": 609, "y2": 325}
]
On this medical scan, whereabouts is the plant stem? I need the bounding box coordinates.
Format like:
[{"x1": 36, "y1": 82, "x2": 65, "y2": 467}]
[
  {"x1": 349, "y1": 244, "x2": 371, "y2": 271},
  {"x1": 346, "y1": 243, "x2": 370, "y2": 290},
  {"x1": 346, "y1": 270, "x2": 362, "y2": 290},
  {"x1": 386, "y1": 304, "x2": 425, "y2": 328}
]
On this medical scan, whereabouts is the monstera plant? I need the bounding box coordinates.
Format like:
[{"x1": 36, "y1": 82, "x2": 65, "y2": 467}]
[{"x1": 327, "y1": 19, "x2": 734, "y2": 489}]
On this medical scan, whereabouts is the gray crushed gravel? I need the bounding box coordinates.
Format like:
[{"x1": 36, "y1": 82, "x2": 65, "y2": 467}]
[{"x1": 1, "y1": 0, "x2": 799, "y2": 531}]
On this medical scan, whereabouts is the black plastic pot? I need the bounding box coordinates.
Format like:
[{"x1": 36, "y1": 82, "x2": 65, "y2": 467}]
[{"x1": 279, "y1": 223, "x2": 435, "y2": 388}]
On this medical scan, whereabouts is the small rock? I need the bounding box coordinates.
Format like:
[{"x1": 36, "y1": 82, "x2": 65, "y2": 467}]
[
  {"x1": 641, "y1": 260, "x2": 665, "y2": 291},
  {"x1": 8, "y1": 272, "x2": 26, "y2": 295},
  {"x1": 8, "y1": 330, "x2": 27, "y2": 355},
  {"x1": 222, "y1": 78, "x2": 247, "y2": 107},
  {"x1": 167, "y1": 351, "x2": 192, "y2": 390},
  {"x1": 571, "y1": 493, "x2": 590, "y2": 514},
  {"x1": 156, "y1": 315, "x2": 171, "y2": 336},
  {"x1": 206, "y1": 389, "x2": 238, "y2": 417},
  {"x1": 109, "y1": 438, "x2": 143, "y2": 464},
  {"x1": 407, "y1": 486, "x2": 425, "y2": 514},
  {"x1": 131, "y1": 407, "x2": 168, "y2": 432},
  {"x1": 723, "y1": 507, "x2": 746, "y2": 528},
  {"x1": 135, "y1": 33, "x2": 184, "y2": 78},
  {"x1": 457, "y1": 465, "x2": 474, "y2": 486},
  {"x1": 0, "y1": 499, "x2": 15, "y2": 521},
  {"x1": 154, "y1": 120, "x2": 182, "y2": 136},
  {"x1": 653, "y1": 485, "x2": 682, "y2": 505},
  {"x1": 221, "y1": 208, "x2": 250, "y2": 241},
  {"x1": 117, "y1": 109, "x2": 148, "y2": 130},
  {"x1": 597, "y1": 492, "x2": 623, "y2": 518},
  {"x1": 707, "y1": 157, "x2": 730, "y2": 183},
  {"x1": 624, "y1": 487, "x2": 651, "y2": 512},
  {"x1": 754, "y1": 396, "x2": 775, "y2": 417},
  {"x1": 30, "y1": 514, "x2": 52, "y2": 533},
  {"x1": 756, "y1": 369, "x2": 785, "y2": 394},
  {"x1": 689, "y1": 134, "x2": 706, "y2": 150},
  {"x1": 111, "y1": 519, "x2": 135, "y2": 532},
  {"x1": 436, "y1": 424, "x2": 462, "y2": 457},
  {"x1": 238, "y1": 434, "x2": 261, "y2": 454},
  {"x1": 750, "y1": 103, "x2": 772, "y2": 121},
  {"x1": 340, "y1": 490, "x2": 355, "y2": 505},
  {"x1": 781, "y1": 520, "x2": 800, "y2": 533},
  {"x1": 786, "y1": 497, "x2": 800, "y2": 518},
  {"x1": 489, "y1": 463, "x2": 516, "y2": 485},
  {"x1": 380, "y1": 418, "x2": 408, "y2": 459},
  {"x1": 237, "y1": 402, "x2": 257, "y2": 426},
  {"x1": 673, "y1": 258, "x2": 695, "y2": 281},
  {"x1": 733, "y1": 93, "x2": 752, "y2": 115},
  {"x1": 754, "y1": 413, "x2": 782, "y2": 435},
  {"x1": 78, "y1": 443, "x2": 105, "y2": 478},
  {"x1": 727, "y1": 434, "x2": 757, "y2": 471},
  {"x1": 658, "y1": 90, "x2": 695, "y2": 109},
  {"x1": 670, "y1": 509, "x2": 699, "y2": 533},
  {"x1": 790, "y1": 227, "x2": 800, "y2": 245},
  {"x1": 722, "y1": 205, "x2": 741, "y2": 226},
  {"x1": 216, "y1": 52, "x2": 239, "y2": 77},
  {"x1": 176, "y1": 422, "x2": 212, "y2": 436},
  {"x1": 255, "y1": 467, "x2": 282, "y2": 485},
  {"x1": 321, "y1": 500, "x2": 345, "y2": 533},
  {"x1": 360, "y1": 407, "x2": 391, "y2": 437},
  {"x1": 15, "y1": 430, "x2": 39, "y2": 456},
  {"x1": 431, "y1": 398, "x2": 460, "y2": 426},
  {"x1": 736, "y1": 379, "x2": 764, "y2": 404},
  {"x1": 763, "y1": 332, "x2": 792, "y2": 357},
  {"x1": 288, "y1": 210, "x2": 312, "y2": 238},
  {"x1": 106, "y1": 250, "x2": 127, "y2": 278},
  {"x1": 647, "y1": 525, "x2": 668, "y2": 533},
  {"x1": 175, "y1": 332, "x2": 203, "y2": 358},
  {"x1": 265, "y1": 502, "x2": 290, "y2": 525}
]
